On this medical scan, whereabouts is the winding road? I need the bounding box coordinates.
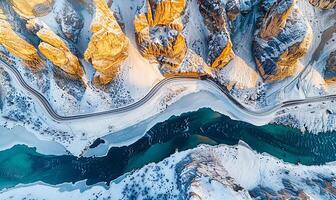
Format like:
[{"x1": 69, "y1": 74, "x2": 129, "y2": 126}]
[{"x1": 1, "y1": 60, "x2": 336, "y2": 122}]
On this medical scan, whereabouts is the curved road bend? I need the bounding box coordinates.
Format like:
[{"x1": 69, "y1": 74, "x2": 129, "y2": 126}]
[{"x1": 1, "y1": 61, "x2": 336, "y2": 122}]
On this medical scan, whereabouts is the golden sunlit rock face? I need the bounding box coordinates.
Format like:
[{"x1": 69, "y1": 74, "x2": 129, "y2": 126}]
[
  {"x1": 259, "y1": 0, "x2": 294, "y2": 39},
  {"x1": 0, "y1": 8, "x2": 42, "y2": 70},
  {"x1": 0, "y1": 0, "x2": 332, "y2": 88},
  {"x1": 26, "y1": 19, "x2": 84, "y2": 79},
  {"x1": 134, "y1": 0, "x2": 187, "y2": 72},
  {"x1": 84, "y1": 0, "x2": 128, "y2": 85},
  {"x1": 253, "y1": 0, "x2": 312, "y2": 82},
  {"x1": 198, "y1": 0, "x2": 234, "y2": 69},
  {"x1": 308, "y1": 0, "x2": 336, "y2": 9},
  {"x1": 9, "y1": 0, "x2": 54, "y2": 18}
]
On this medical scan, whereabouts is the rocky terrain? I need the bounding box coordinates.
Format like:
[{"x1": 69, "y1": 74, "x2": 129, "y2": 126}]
[
  {"x1": 0, "y1": 1, "x2": 334, "y2": 198},
  {"x1": 26, "y1": 18, "x2": 84, "y2": 80},
  {"x1": 325, "y1": 50, "x2": 336, "y2": 83},
  {"x1": 198, "y1": 0, "x2": 235, "y2": 69},
  {"x1": 254, "y1": 0, "x2": 312, "y2": 82},
  {"x1": 0, "y1": 0, "x2": 334, "y2": 86},
  {"x1": 309, "y1": 0, "x2": 336, "y2": 9},
  {"x1": 134, "y1": 0, "x2": 187, "y2": 73},
  {"x1": 0, "y1": 8, "x2": 43, "y2": 70},
  {"x1": 84, "y1": 0, "x2": 129, "y2": 85},
  {"x1": 9, "y1": 0, "x2": 54, "y2": 18}
]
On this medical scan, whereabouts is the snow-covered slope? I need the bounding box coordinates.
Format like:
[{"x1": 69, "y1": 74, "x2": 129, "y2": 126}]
[{"x1": 1, "y1": 142, "x2": 335, "y2": 199}]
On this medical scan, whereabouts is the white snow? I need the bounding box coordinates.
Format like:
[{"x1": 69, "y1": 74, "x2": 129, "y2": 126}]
[
  {"x1": 218, "y1": 55, "x2": 259, "y2": 89},
  {"x1": 1, "y1": 143, "x2": 335, "y2": 199},
  {"x1": 3, "y1": 76, "x2": 279, "y2": 156},
  {"x1": 0, "y1": 126, "x2": 67, "y2": 155}
]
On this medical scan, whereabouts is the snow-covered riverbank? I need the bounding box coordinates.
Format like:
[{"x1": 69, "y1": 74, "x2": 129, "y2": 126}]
[
  {"x1": 2, "y1": 71, "x2": 336, "y2": 157},
  {"x1": 0, "y1": 126, "x2": 67, "y2": 155},
  {"x1": 1, "y1": 142, "x2": 335, "y2": 199},
  {"x1": 0, "y1": 71, "x2": 278, "y2": 156}
]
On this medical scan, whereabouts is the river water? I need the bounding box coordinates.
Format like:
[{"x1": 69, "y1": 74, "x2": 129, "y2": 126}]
[{"x1": 0, "y1": 108, "x2": 335, "y2": 190}]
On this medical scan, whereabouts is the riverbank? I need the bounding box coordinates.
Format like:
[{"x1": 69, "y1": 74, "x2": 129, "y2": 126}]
[
  {"x1": 3, "y1": 60, "x2": 336, "y2": 156},
  {"x1": 0, "y1": 108, "x2": 336, "y2": 190},
  {"x1": 1, "y1": 142, "x2": 335, "y2": 199}
]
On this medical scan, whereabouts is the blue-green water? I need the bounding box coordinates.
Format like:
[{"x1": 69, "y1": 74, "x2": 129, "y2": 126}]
[{"x1": 0, "y1": 108, "x2": 336, "y2": 189}]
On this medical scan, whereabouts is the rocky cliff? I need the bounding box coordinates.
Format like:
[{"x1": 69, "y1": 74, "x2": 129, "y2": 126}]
[
  {"x1": 26, "y1": 19, "x2": 84, "y2": 79},
  {"x1": 198, "y1": 0, "x2": 235, "y2": 69},
  {"x1": 9, "y1": 0, "x2": 54, "y2": 18},
  {"x1": 253, "y1": 0, "x2": 312, "y2": 82},
  {"x1": 308, "y1": 0, "x2": 336, "y2": 9},
  {"x1": 55, "y1": 1, "x2": 84, "y2": 43},
  {"x1": 325, "y1": 50, "x2": 336, "y2": 84},
  {"x1": 327, "y1": 51, "x2": 336, "y2": 71},
  {"x1": 134, "y1": 0, "x2": 187, "y2": 73},
  {"x1": 84, "y1": 0, "x2": 128, "y2": 85},
  {"x1": 0, "y1": 8, "x2": 42, "y2": 70},
  {"x1": 259, "y1": 0, "x2": 294, "y2": 38},
  {"x1": 0, "y1": 0, "x2": 334, "y2": 88}
]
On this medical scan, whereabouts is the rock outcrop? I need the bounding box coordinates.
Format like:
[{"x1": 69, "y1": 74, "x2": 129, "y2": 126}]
[
  {"x1": 0, "y1": 8, "x2": 42, "y2": 70},
  {"x1": 176, "y1": 145, "x2": 250, "y2": 199},
  {"x1": 259, "y1": 0, "x2": 294, "y2": 39},
  {"x1": 308, "y1": 0, "x2": 336, "y2": 9},
  {"x1": 134, "y1": 0, "x2": 187, "y2": 73},
  {"x1": 9, "y1": 0, "x2": 54, "y2": 18},
  {"x1": 26, "y1": 19, "x2": 84, "y2": 79},
  {"x1": 324, "y1": 50, "x2": 336, "y2": 84},
  {"x1": 84, "y1": 0, "x2": 128, "y2": 85},
  {"x1": 198, "y1": 0, "x2": 235, "y2": 69},
  {"x1": 55, "y1": 1, "x2": 84, "y2": 43},
  {"x1": 253, "y1": 0, "x2": 312, "y2": 82},
  {"x1": 225, "y1": 0, "x2": 241, "y2": 21},
  {"x1": 327, "y1": 51, "x2": 336, "y2": 71}
]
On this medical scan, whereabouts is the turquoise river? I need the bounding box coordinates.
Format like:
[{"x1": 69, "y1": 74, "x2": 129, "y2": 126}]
[{"x1": 0, "y1": 108, "x2": 335, "y2": 189}]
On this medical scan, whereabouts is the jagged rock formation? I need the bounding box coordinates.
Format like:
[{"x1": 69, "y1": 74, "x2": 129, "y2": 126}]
[
  {"x1": 134, "y1": 0, "x2": 187, "y2": 73},
  {"x1": 259, "y1": 0, "x2": 294, "y2": 38},
  {"x1": 9, "y1": 0, "x2": 54, "y2": 18},
  {"x1": 0, "y1": 8, "x2": 42, "y2": 70},
  {"x1": 308, "y1": 0, "x2": 336, "y2": 9},
  {"x1": 253, "y1": 0, "x2": 312, "y2": 82},
  {"x1": 26, "y1": 19, "x2": 84, "y2": 79},
  {"x1": 55, "y1": 1, "x2": 84, "y2": 43},
  {"x1": 325, "y1": 50, "x2": 336, "y2": 84},
  {"x1": 198, "y1": 0, "x2": 235, "y2": 69},
  {"x1": 225, "y1": 0, "x2": 241, "y2": 21},
  {"x1": 0, "y1": 0, "x2": 332, "y2": 89},
  {"x1": 327, "y1": 51, "x2": 336, "y2": 71},
  {"x1": 176, "y1": 146, "x2": 251, "y2": 199},
  {"x1": 177, "y1": 145, "x2": 336, "y2": 199},
  {"x1": 84, "y1": 0, "x2": 128, "y2": 85}
]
